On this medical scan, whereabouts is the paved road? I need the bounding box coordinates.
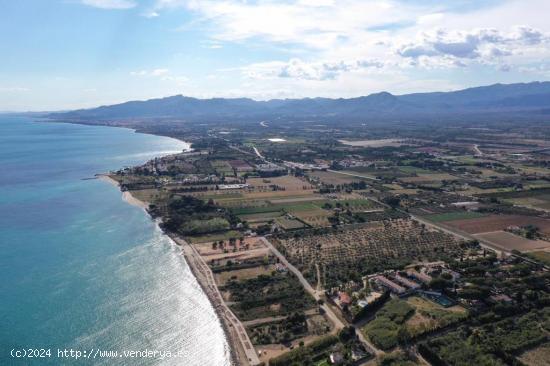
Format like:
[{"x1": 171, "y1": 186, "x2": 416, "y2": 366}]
[
  {"x1": 260, "y1": 237, "x2": 345, "y2": 330},
  {"x1": 252, "y1": 146, "x2": 265, "y2": 160},
  {"x1": 260, "y1": 237, "x2": 384, "y2": 356},
  {"x1": 472, "y1": 144, "x2": 483, "y2": 156}
]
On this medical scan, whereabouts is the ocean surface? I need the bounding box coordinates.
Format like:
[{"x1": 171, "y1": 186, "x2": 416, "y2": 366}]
[{"x1": 0, "y1": 116, "x2": 231, "y2": 365}]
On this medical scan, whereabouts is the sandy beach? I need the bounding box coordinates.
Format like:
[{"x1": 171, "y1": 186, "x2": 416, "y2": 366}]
[
  {"x1": 100, "y1": 175, "x2": 249, "y2": 366},
  {"x1": 172, "y1": 234, "x2": 256, "y2": 366},
  {"x1": 97, "y1": 174, "x2": 150, "y2": 210}
]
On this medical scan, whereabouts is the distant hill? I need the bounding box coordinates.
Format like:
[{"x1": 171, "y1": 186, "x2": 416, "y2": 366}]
[{"x1": 49, "y1": 81, "x2": 550, "y2": 123}]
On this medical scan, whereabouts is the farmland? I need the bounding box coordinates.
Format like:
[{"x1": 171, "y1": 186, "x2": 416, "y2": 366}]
[
  {"x1": 474, "y1": 231, "x2": 550, "y2": 252},
  {"x1": 309, "y1": 170, "x2": 371, "y2": 185},
  {"x1": 444, "y1": 214, "x2": 550, "y2": 235},
  {"x1": 361, "y1": 297, "x2": 468, "y2": 351},
  {"x1": 273, "y1": 219, "x2": 464, "y2": 287},
  {"x1": 419, "y1": 309, "x2": 550, "y2": 366},
  {"x1": 518, "y1": 343, "x2": 550, "y2": 366},
  {"x1": 422, "y1": 211, "x2": 487, "y2": 223},
  {"x1": 105, "y1": 117, "x2": 550, "y2": 366}
]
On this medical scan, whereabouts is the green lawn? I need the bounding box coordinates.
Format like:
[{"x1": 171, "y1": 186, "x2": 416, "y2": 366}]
[
  {"x1": 424, "y1": 211, "x2": 486, "y2": 222},
  {"x1": 231, "y1": 201, "x2": 329, "y2": 215},
  {"x1": 186, "y1": 230, "x2": 242, "y2": 243}
]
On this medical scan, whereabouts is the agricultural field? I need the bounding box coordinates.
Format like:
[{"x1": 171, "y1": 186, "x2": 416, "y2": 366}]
[
  {"x1": 422, "y1": 211, "x2": 487, "y2": 223},
  {"x1": 223, "y1": 272, "x2": 316, "y2": 321},
  {"x1": 195, "y1": 236, "x2": 271, "y2": 266},
  {"x1": 338, "y1": 139, "x2": 408, "y2": 147},
  {"x1": 478, "y1": 188, "x2": 550, "y2": 211},
  {"x1": 247, "y1": 311, "x2": 331, "y2": 346},
  {"x1": 186, "y1": 230, "x2": 242, "y2": 244},
  {"x1": 247, "y1": 176, "x2": 314, "y2": 192},
  {"x1": 324, "y1": 198, "x2": 382, "y2": 212},
  {"x1": 525, "y1": 250, "x2": 550, "y2": 265},
  {"x1": 214, "y1": 265, "x2": 276, "y2": 285},
  {"x1": 504, "y1": 194, "x2": 550, "y2": 211},
  {"x1": 522, "y1": 180, "x2": 550, "y2": 190},
  {"x1": 309, "y1": 170, "x2": 371, "y2": 185},
  {"x1": 474, "y1": 231, "x2": 550, "y2": 252},
  {"x1": 518, "y1": 342, "x2": 550, "y2": 366},
  {"x1": 444, "y1": 214, "x2": 550, "y2": 235},
  {"x1": 404, "y1": 296, "x2": 468, "y2": 338},
  {"x1": 291, "y1": 208, "x2": 332, "y2": 227},
  {"x1": 238, "y1": 211, "x2": 284, "y2": 223},
  {"x1": 362, "y1": 299, "x2": 414, "y2": 350},
  {"x1": 273, "y1": 219, "x2": 464, "y2": 287},
  {"x1": 399, "y1": 173, "x2": 458, "y2": 184},
  {"x1": 275, "y1": 216, "x2": 307, "y2": 230},
  {"x1": 210, "y1": 160, "x2": 235, "y2": 175},
  {"x1": 419, "y1": 309, "x2": 550, "y2": 366},
  {"x1": 396, "y1": 166, "x2": 438, "y2": 175},
  {"x1": 362, "y1": 297, "x2": 468, "y2": 351}
]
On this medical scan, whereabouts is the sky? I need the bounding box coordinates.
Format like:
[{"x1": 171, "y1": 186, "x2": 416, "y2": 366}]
[{"x1": 1, "y1": 0, "x2": 550, "y2": 111}]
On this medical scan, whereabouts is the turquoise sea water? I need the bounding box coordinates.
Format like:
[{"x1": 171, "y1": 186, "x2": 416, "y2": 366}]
[{"x1": 0, "y1": 116, "x2": 230, "y2": 365}]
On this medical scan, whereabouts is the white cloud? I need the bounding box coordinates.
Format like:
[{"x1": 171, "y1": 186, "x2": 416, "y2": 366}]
[
  {"x1": 146, "y1": 0, "x2": 550, "y2": 81},
  {"x1": 396, "y1": 27, "x2": 548, "y2": 60},
  {"x1": 142, "y1": 11, "x2": 160, "y2": 18},
  {"x1": 243, "y1": 58, "x2": 388, "y2": 81},
  {"x1": 130, "y1": 68, "x2": 169, "y2": 76},
  {"x1": 81, "y1": 0, "x2": 136, "y2": 9},
  {"x1": 130, "y1": 68, "x2": 188, "y2": 85}
]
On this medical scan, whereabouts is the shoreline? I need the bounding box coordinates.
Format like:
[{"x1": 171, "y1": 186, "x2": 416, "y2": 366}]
[
  {"x1": 41, "y1": 118, "x2": 192, "y2": 153},
  {"x1": 98, "y1": 174, "x2": 246, "y2": 366},
  {"x1": 97, "y1": 174, "x2": 151, "y2": 210}
]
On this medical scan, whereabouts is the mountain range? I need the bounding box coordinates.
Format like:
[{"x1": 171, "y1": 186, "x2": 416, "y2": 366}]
[{"x1": 49, "y1": 81, "x2": 550, "y2": 123}]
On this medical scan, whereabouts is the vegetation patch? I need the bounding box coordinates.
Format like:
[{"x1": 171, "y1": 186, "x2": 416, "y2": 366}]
[
  {"x1": 363, "y1": 299, "x2": 414, "y2": 350},
  {"x1": 423, "y1": 211, "x2": 487, "y2": 222},
  {"x1": 224, "y1": 273, "x2": 315, "y2": 321},
  {"x1": 419, "y1": 309, "x2": 550, "y2": 366}
]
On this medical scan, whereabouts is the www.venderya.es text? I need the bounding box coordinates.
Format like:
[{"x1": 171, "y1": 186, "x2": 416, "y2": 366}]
[{"x1": 10, "y1": 348, "x2": 185, "y2": 360}]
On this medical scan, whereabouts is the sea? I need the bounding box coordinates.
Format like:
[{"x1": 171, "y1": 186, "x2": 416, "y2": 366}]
[{"x1": 0, "y1": 115, "x2": 231, "y2": 365}]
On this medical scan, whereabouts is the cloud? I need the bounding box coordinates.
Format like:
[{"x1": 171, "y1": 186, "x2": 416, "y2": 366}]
[
  {"x1": 396, "y1": 27, "x2": 549, "y2": 64},
  {"x1": 154, "y1": 0, "x2": 425, "y2": 48},
  {"x1": 142, "y1": 11, "x2": 160, "y2": 18},
  {"x1": 81, "y1": 0, "x2": 136, "y2": 9},
  {"x1": 243, "y1": 58, "x2": 388, "y2": 81},
  {"x1": 130, "y1": 69, "x2": 188, "y2": 85},
  {"x1": 130, "y1": 68, "x2": 169, "y2": 76}
]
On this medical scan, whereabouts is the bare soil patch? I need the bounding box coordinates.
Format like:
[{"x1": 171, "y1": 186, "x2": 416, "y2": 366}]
[
  {"x1": 445, "y1": 215, "x2": 550, "y2": 235},
  {"x1": 473, "y1": 231, "x2": 550, "y2": 252}
]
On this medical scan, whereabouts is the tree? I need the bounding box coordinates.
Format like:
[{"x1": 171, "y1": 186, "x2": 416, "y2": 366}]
[
  {"x1": 383, "y1": 196, "x2": 401, "y2": 208},
  {"x1": 397, "y1": 326, "x2": 411, "y2": 345}
]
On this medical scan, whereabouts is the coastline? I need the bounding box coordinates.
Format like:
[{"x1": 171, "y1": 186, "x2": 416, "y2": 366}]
[
  {"x1": 97, "y1": 174, "x2": 151, "y2": 210},
  {"x1": 98, "y1": 174, "x2": 246, "y2": 366}
]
